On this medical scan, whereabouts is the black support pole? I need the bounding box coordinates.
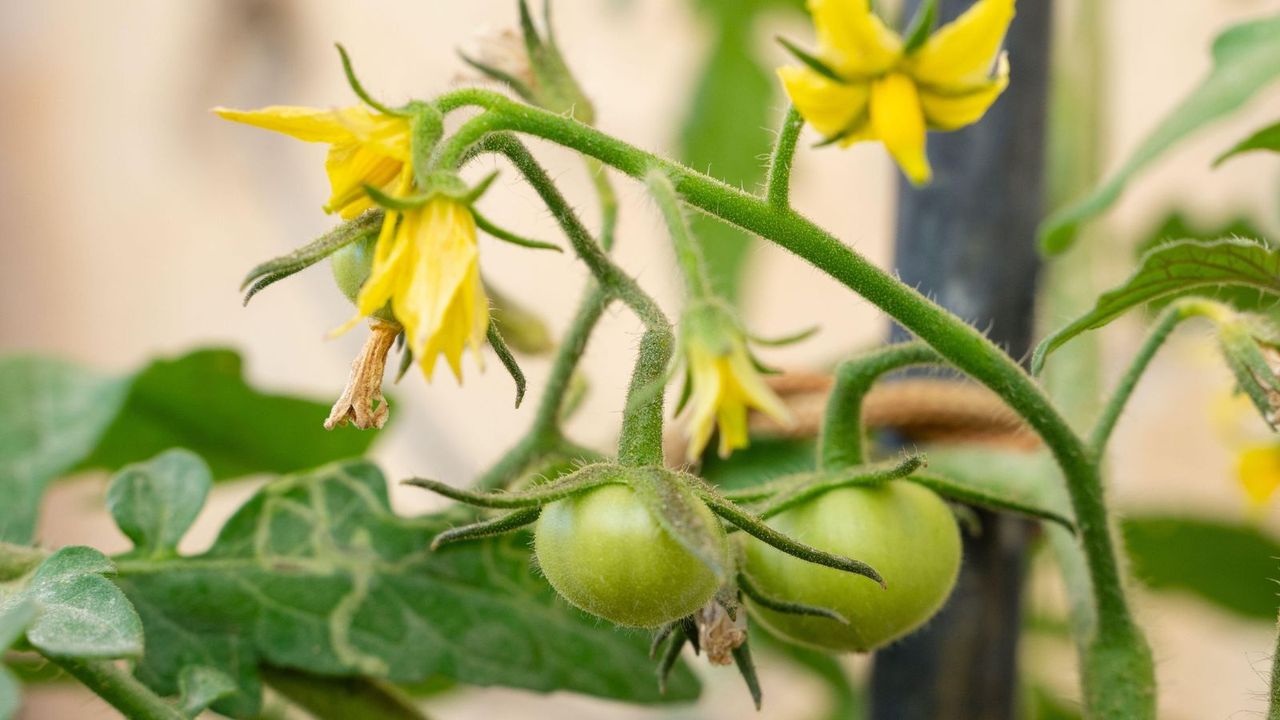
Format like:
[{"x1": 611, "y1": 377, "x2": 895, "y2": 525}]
[{"x1": 870, "y1": 1, "x2": 1053, "y2": 718}]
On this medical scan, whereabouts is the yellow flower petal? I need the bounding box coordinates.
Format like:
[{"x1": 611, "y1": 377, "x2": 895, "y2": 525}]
[
  {"x1": 1237, "y1": 444, "x2": 1280, "y2": 507},
  {"x1": 406, "y1": 199, "x2": 489, "y2": 382},
  {"x1": 778, "y1": 66, "x2": 871, "y2": 141},
  {"x1": 920, "y1": 52, "x2": 1010, "y2": 130},
  {"x1": 726, "y1": 346, "x2": 792, "y2": 428},
  {"x1": 213, "y1": 105, "x2": 358, "y2": 144},
  {"x1": 909, "y1": 0, "x2": 1015, "y2": 89},
  {"x1": 684, "y1": 345, "x2": 724, "y2": 462},
  {"x1": 324, "y1": 143, "x2": 407, "y2": 218},
  {"x1": 809, "y1": 0, "x2": 903, "y2": 77},
  {"x1": 870, "y1": 73, "x2": 932, "y2": 184}
]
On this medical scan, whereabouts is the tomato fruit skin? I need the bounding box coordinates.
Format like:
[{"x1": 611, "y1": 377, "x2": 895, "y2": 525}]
[
  {"x1": 534, "y1": 482, "x2": 728, "y2": 628},
  {"x1": 744, "y1": 481, "x2": 961, "y2": 652},
  {"x1": 330, "y1": 235, "x2": 394, "y2": 322}
]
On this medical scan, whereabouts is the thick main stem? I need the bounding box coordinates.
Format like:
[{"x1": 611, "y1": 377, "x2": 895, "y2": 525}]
[{"x1": 435, "y1": 90, "x2": 1152, "y2": 715}]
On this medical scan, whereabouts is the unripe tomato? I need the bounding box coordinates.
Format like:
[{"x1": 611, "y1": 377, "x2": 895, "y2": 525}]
[
  {"x1": 534, "y1": 482, "x2": 728, "y2": 628},
  {"x1": 744, "y1": 481, "x2": 961, "y2": 652},
  {"x1": 330, "y1": 235, "x2": 394, "y2": 322}
]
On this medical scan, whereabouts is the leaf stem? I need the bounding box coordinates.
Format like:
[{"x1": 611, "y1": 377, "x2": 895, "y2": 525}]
[
  {"x1": 764, "y1": 106, "x2": 803, "y2": 209},
  {"x1": 1089, "y1": 298, "x2": 1234, "y2": 457},
  {"x1": 819, "y1": 341, "x2": 944, "y2": 470},
  {"x1": 48, "y1": 656, "x2": 185, "y2": 720}
]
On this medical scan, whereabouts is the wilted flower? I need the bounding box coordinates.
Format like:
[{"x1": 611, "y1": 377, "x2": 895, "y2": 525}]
[{"x1": 779, "y1": 0, "x2": 1014, "y2": 184}]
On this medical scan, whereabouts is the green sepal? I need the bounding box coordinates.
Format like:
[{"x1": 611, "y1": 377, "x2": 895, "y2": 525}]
[
  {"x1": 1216, "y1": 319, "x2": 1280, "y2": 429},
  {"x1": 908, "y1": 470, "x2": 1077, "y2": 532},
  {"x1": 487, "y1": 323, "x2": 527, "y2": 408},
  {"x1": 473, "y1": 210, "x2": 563, "y2": 252},
  {"x1": 627, "y1": 467, "x2": 730, "y2": 582},
  {"x1": 694, "y1": 490, "x2": 885, "y2": 587},
  {"x1": 457, "y1": 51, "x2": 537, "y2": 103},
  {"x1": 241, "y1": 211, "x2": 382, "y2": 305},
  {"x1": 730, "y1": 636, "x2": 763, "y2": 711},
  {"x1": 655, "y1": 631, "x2": 687, "y2": 696},
  {"x1": 404, "y1": 462, "x2": 621, "y2": 509},
  {"x1": 461, "y1": 170, "x2": 500, "y2": 205},
  {"x1": 902, "y1": 0, "x2": 939, "y2": 54},
  {"x1": 749, "y1": 325, "x2": 820, "y2": 348},
  {"x1": 429, "y1": 507, "x2": 542, "y2": 550},
  {"x1": 776, "y1": 36, "x2": 843, "y2": 82},
  {"x1": 363, "y1": 184, "x2": 433, "y2": 212},
  {"x1": 738, "y1": 572, "x2": 848, "y2": 624},
  {"x1": 335, "y1": 43, "x2": 404, "y2": 117}
]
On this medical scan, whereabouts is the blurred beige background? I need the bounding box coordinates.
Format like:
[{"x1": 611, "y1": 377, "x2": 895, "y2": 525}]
[{"x1": 3, "y1": 0, "x2": 1280, "y2": 717}]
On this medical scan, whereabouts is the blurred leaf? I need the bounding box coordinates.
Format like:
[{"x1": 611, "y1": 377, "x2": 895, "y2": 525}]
[
  {"x1": 1040, "y1": 13, "x2": 1280, "y2": 253},
  {"x1": 915, "y1": 447, "x2": 1075, "y2": 530},
  {"x1": 1033, "y1": 238, "x2": 1280, "y2": 373},
  {"x1": 261, "y1": 666, "x2": 427, "y2": 720},
  {"x1": 107, "y1": 449, "x2": 212, "y2": 559},
  {"x1": 0, "y1": 358, "x2": 130, "y2": 543},
  {"x1": 700, "y1": 436, "x2": 818, "y2": 492},
  {"x1": 677, "y1": 12, "x2": 775, "y2": 304},
  {"x1": 1216, "y1": 120, "x2": 1280, "y2": 166},
  {"x1": 1134, "y1": 211, "x2": 1270, "y2": 257},
  {"x1": 1026, "y1": 684, "x2": 1083, "y2": 720},
  {"x1": 177, "y1": 665, "x2": 238, "y2": 718},
  {"x1": 79, "y1": 348, "x2": 380, "y2": 479},
  {"x1": 0, "y1": 600, "x2": 37, "y2": 720},
  {"x1": 2, "y1": 546, "x2": 144, "y2": 660},
  {"x1": 114, "y1": 459, "x2": 699, "y2": 718},
  {"x1": 1122, "y1": 515, "x2": 1280, "y2": 621}
]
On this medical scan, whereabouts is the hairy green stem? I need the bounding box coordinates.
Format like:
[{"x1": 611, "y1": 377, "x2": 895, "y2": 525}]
[
  {"x1": 1089, "y1": 298, "x2": 1234, "y2": 457},
  {"x1": 49, "y1": 656, "x2": 185, "y2": 720},
  {"x1": 1270, "y1": 612, "x2": 1280, "y2": 720},
  {"x1": 764, "y1": 106, "x2": 803, "y2": 209},
  {"x1": 819, "y1": 341, "x2": 944, "y2": 470},
  {"x1": 646, "y1": 169, "x2": 714, "y2": 299},
  {"x1": 471, "y1": 133, "x2": 671, "y2": 467}
]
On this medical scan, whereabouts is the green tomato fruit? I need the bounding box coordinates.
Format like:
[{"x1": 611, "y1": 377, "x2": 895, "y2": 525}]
[
  {"x1": 330, "y1": 235, "x2": 394, "y2": 322},
  {"x1": 744, "y1": 481, "x2": 961, "y2": 652},
  {"x1": 534, "y1": 482, "x2": 727, "y2": 628}
]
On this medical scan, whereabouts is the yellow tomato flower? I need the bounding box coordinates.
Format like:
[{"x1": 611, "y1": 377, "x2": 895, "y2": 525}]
[
  {"x1": 682, "y1": 316, "x2": 792, "y2": 462},
  {"x1": 356, "y1": 194, "x2": 490, "y2": 383},
  {"x1": 1236, "y1": 444, "x2": 1280, "y2": 508},
  {"x1": 213, "y1": 105, "x2": 411, "y2": 218},
  {"x1": 780, "y1": 0, "x2": 1014, "y2": 184}
]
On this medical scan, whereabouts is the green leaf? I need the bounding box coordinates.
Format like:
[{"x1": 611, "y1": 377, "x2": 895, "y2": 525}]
[
  {"x1": 107, "y1": 450, "x2": 212, "y2": 559},
  {"x1": 261, "y1": 666, "x2": 427, "y2": 720},
  {"x1": 1039, "y1": 14, "x2": 1280, "y2": 253},
  {"x1": 1033, "y1": 238, "x2": 1280, "y2": 373},
  {"x1": 0, "y1": 600, "x2": 37, "y2": 720},
  {"x1": 79, "y1": 348, "x2": 380, "y2": 480},
  {"x1": 0, "y1": 358, "x2": 130, "y2": 543},
  {"x1": 1122, "y1": 515, "x2": 1280, "y2": 621},
  {"x1": 700, "y1": 436, "x2": 818, "y2": 493},
  {"x1": 678, "y1": 18, "x2": 776, "y2": 304},
  {"x1": 919, "y1": 447, "x2": 1074, "y2": 529},
  {"x1": 114, "y1": 460, "x2": 699, "y2": 718},
  {"x1": 5, "y1": 546, "x2": 145, "y2": 659},
  {"x1": 1216, "y1": 119, "x2": 1280, "y2": 166},
  {"x1": 177, "y1": 665, "x2": 238, "y2": 718}
]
